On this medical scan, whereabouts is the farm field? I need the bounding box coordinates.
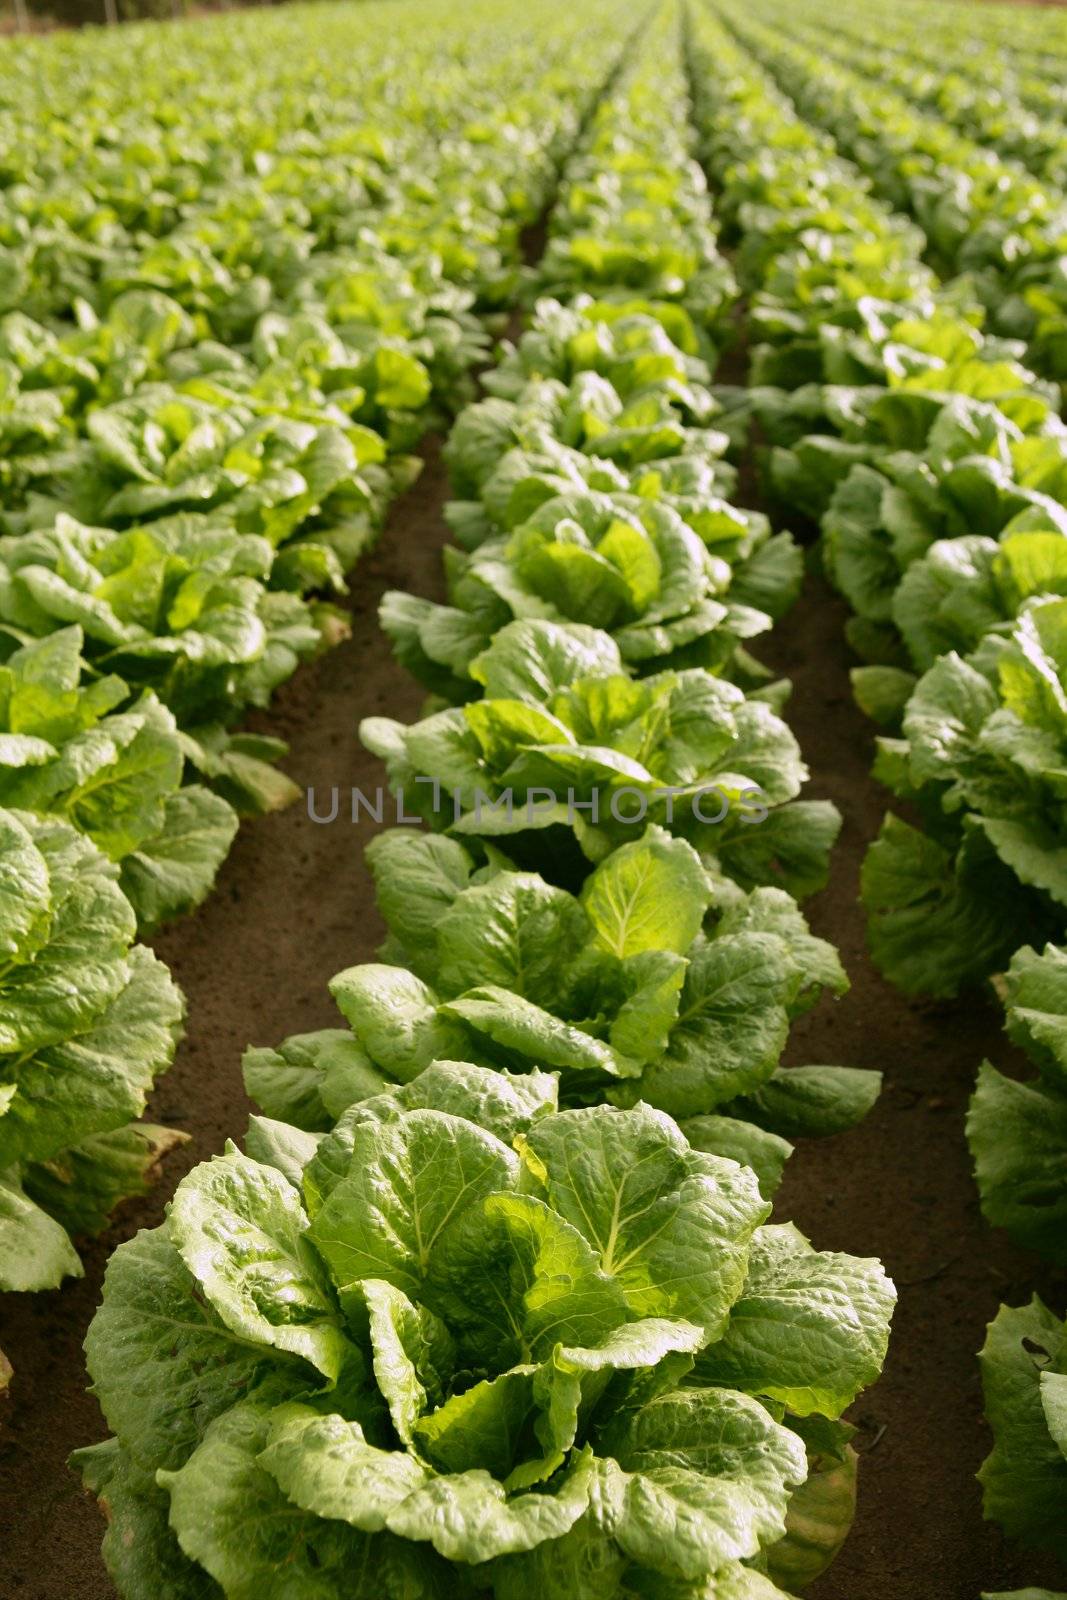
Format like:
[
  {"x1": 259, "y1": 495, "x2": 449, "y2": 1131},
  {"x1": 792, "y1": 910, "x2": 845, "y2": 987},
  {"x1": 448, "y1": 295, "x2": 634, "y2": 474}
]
[{"x1": 1, "y1": 0, "x2": 1067, "y2": 1597}]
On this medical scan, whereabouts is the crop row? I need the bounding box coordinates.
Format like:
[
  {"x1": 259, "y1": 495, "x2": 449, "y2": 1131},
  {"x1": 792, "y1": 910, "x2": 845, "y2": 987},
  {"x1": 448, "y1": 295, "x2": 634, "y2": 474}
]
[
  {"x1": 831, "y1": 0, "x2": 1067, "y2": 88},
  {"x1": 764, "y1": 7, "x2": 1067, "y2": 184},
  {"x1": 0, "y1": 0, "x2": 633, "y2": 1350},
  {"x1": 719, "y1": 3, "x2": 1067, "y2": 383},
  {"x1": 69, "y1": 5, "x2": 898, "y2": 1597},
  {"x1": 690, "y1": 3, "x2": 1067, "y2": 1591}
]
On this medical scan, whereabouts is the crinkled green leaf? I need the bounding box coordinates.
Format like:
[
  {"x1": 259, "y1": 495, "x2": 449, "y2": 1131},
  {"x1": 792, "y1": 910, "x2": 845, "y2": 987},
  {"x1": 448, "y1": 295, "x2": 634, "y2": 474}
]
[
  {"x1": 581, "y1": 826, "x2": 709, "y2": 959},
  {"x1": 694, "y1": 1224, "x2": 895, "y2": 1417},
  {"x1": 521, "y1": 1103, "x2": 767, "y2": 1336},
  {"x1": 168, "y1": 1146, "x2": 351, "y2": 1383},
  {"x1": 979, "y1": 1298, "x2": 1067, "y2": 1558}
]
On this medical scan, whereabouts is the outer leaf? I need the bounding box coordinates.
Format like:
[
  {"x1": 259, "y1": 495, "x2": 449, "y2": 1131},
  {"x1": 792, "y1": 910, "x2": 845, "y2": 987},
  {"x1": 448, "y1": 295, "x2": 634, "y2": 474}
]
[
  {"x1": 119, "y1": 785, "x2": 238, "y2": 934},
  {"x1": 0, "y1": 1167, "x2": 82, "y2": 1291},
  {"x1": 723, "y1": 1065, "x2": 882, "y2": 1139},
  {"x1": 634, "y1": 935, "x2": 794, "y2": 1118},
  {"x1": 243, "y1": 1117, "x2": 322, "y2": 1189},
  {"x1": 434, "y1": 872, "x2": 591, "y2": 1007},
  {"x1": 442, "y1": 986, "x2": 637, "y2": 1081},
  {"x1": 0, "y1": 809, "x2": 51, "y2": 961},
  {"x1": 168, "y1": 1146, "x2": 350, "y2": 1383},
  {"x1": 694, "y1": 1224, "x2": 895, "y2": 1416},
  {"x1": 365, "y1": 831, "x2": 472, "y2": 983},
  {"x1": 598, "y1": 1388, "x2": 807, "y2": 1578},
  {"x1": 85, "y1": 1228, "x2": 298, "y2": 1472},
  {"x1": 242, "y1": 1028, "x2": 385, "y2": 1131},
  {"x1": 0, "y1": 945, "x2": 183, "y2": 1168},
  {"x1": 968, "y1": 1061, "x2": 1067, "y2": 1262},
  {"x1": 1002, "y1": 943, "x2": 1067, "y2": 1090},
  {"x1": 0, "y1": 815, "x2": 135, "y2": 1054},
  {"x1": 328, "y1": 965, "x2": 467, "y2": 1082},
  {"x1": 74, "y1": 1438, "x2": 221, "y2": 1600},
  {"x1": 160, "y1": 1402, "x2": 447, "y2": 1600},
  {"x1": 469, "y1": 620, "x2": 625, "y2": 703},
  {"x1": 681, "y1": 1115, "x2": 792, "y2": 1199},
  {"x1": 979, "y1": 1298, "x2": 1067, "y2": 1558},
  {"x1": 23, "y1": 1119, "x2": 187, "y2": 1238}
]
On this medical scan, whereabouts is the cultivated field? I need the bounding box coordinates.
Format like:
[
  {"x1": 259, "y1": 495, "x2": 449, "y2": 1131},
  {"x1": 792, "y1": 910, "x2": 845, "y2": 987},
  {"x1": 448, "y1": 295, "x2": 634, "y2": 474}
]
[{"x1": 1, "y1": 2, "x2": 1066, "y2": 1597}]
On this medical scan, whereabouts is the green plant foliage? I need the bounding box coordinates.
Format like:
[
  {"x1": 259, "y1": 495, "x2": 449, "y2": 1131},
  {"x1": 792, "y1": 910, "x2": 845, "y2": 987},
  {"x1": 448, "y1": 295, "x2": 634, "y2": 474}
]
[
  {"x1": 0, "y1": 806, "x2": 184, "y2": 1297},
  {"x1": 76, "y1": 1063, "x2": 893, "y2": 1599}
]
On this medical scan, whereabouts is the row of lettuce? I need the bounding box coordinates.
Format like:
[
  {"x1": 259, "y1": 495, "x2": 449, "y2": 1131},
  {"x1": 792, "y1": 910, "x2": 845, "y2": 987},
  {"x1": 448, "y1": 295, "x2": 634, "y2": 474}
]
[
  {"x1": 771, "y1": 8, "x2": 1067, "y2": 189},
  {"x1": 70, "y1": 7, "x2": 898, "y2": 1598},
  {"x1": 718, "y1": 3, "x2": 1067, "y2": 385},
  {"x1": 692, "y1": 2, "x2": 1067, "y2": 1592},
  {"x1": 0, "y1": 0, "x2": 636, "y2": 1356}
]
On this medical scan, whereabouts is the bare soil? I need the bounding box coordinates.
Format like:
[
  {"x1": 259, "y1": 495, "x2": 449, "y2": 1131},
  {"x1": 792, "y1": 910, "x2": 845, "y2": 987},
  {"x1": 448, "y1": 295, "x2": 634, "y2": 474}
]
[
  {"x1": 761, "y1": 568, "x2": 1067, "y2": 1600},
  {"x1": 2, "y1": 421, "x2": 1067, "y2": 1600}
]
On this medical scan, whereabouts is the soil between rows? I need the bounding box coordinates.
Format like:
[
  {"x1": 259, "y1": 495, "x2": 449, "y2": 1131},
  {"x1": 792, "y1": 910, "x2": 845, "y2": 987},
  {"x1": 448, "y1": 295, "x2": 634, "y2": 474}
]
[
  {"x1": 759, "y1": 570, "x2": 1067, "y2": 1600},
  {"x1": 0, "y1": 444, "x2": 1065, "y2": 1600}
]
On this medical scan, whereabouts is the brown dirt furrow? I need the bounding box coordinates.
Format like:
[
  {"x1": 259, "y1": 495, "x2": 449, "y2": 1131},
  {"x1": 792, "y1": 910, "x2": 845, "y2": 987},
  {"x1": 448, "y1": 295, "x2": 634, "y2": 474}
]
[{"x1": 760, "y1": 567, "x2": 1067, "y2": 1600}]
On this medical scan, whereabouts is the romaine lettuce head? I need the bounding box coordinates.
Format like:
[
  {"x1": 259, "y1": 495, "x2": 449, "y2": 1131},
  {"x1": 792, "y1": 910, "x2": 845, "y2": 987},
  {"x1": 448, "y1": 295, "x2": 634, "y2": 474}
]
[
  {"x1": 0, "y1": 627, "x2": 239, "y2": 931},
  {"x1": 381, "y1": 490, "x2": 774, "y2": 694},
  {"x1": 0, "y1": 805, "x2": 184, "y2": 1297},
  {"x1": 361, "y1": 630, "x2": 822, "y2": 884},
  {"x1": 242, "y1": 829, "x2": 863, "y2": 1143},
  {"x1": 968, "y1": 942, "x2": 1067, "y2": 1263},
  {"x1": 482, "y1": 297, "x2": 711, "y2": 405},
  {"x1": 863, "y1": 593, "x2": 1067, "y2": 994},
  {"x1": 76, "y1": 1061, "x2": 893, "y2": 1599},
  {"x1": 979, "y1": 1298, "x2": 1067, "y2": 1563},
  {"x1": 0, "y1": 511, "x2": 326, "y2": 726},
  {"x1": 442, "y1": 298, "x2": 794, "y2": 618}
]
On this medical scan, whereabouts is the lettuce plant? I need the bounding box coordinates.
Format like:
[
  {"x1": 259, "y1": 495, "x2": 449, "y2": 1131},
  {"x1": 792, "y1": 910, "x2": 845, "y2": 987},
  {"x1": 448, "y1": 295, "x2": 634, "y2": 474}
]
[
  {"x1": 967, "y1": 942, "x2": 1067, "y2": 1264},
  {"x1": 0, "y1": 627, "x2": 243, "y2": 932},
  {"x1": 861, "y1": 595, "x2": 1067, "y2": 994},
  {"x1": 445, "y1": 310, "x2": 743, "y2": 540},
  {"x1": 363, "y1": 618, "x2": 838, "y2": 900},
  {"x1": 445, "y1": 297, "x2": 797, "y2": 606},
  {"x1": 818, "y1": 393, "x2": 1067, "y2": 637},
  {"x1": 887, "y1": 526, "x2": 1067, "y2": 681},
  {"x1": 244, "y1": 827, "x2": 873, "y2": 1147},
  {"x1": 0, "y1": 512, "x2": 327, "y2": 729},
  {"x1": 23, "y1": 388, "x2": 392, "y2": 568},
  {"x1": 0, "y1": 806, "x2": 184, "y2": 1307},
  {"x1": 383, "y1": 488, "x2": 774, "y2": 693},
  {"x1": 979, "y1": 1299, "x2": 1067, "y2": 1569},
  {"x1": 75, "y1": 1060, "x2": 893, "y2": 1600}
]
